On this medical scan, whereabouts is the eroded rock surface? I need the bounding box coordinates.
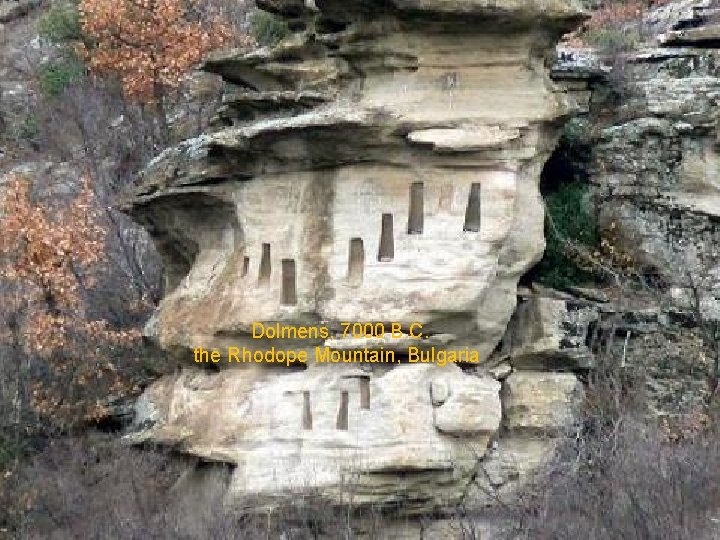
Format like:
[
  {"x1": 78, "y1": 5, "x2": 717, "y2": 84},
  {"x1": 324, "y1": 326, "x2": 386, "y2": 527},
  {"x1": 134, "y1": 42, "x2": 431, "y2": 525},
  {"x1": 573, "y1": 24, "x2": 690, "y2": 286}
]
[
  {"x1": 129, "y1": 0, "x2": 585, "y2": 360},
  {"x1": 130, "y1": 364, "x2": 501, "y2": 512},
  {"x1": 127, "y1": 0, "x2": 586, "y2": 511}
]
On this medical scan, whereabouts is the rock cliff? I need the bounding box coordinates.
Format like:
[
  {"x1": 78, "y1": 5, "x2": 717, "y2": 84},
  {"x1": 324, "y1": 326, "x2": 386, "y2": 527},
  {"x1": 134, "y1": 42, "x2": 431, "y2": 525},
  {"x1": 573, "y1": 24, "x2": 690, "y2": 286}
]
[
  {"x1": 584, "y1": 0, "x2": 720, "y2": 412},
  {"x1": 592, "y1": 1, "x2": 720, "y2": 286},
  {"x1": 126, "y1": 0, "x2": 586, "y2": 512}
]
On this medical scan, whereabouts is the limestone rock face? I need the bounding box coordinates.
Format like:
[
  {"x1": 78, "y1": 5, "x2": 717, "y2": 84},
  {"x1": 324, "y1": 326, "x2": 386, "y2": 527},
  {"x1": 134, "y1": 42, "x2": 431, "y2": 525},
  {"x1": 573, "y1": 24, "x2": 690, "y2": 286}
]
[
  {"x1": 130, "y1": 364, "x2": 501, "y2": 511},
  {"x1": 502, "y1": 371, "x2": 583, "y2": 435},
  {"x1": 129, "y1": 0, "x2": 585, "y2": 360},
  {"x1": 127, "y1": 0, "x2": 585, "y2": 511},
  {"x1": 587, "y1": 0, "x2": 720, "y2": 317}
]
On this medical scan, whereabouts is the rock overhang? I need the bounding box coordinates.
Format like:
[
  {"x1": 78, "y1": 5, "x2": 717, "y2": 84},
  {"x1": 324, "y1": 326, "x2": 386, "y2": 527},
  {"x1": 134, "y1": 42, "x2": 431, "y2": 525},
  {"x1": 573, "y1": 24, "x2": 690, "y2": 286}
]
[
  {"x1": 124, "y1": 0, "x2": 587, "y2": 511},
  {"x1": 256, "y1": 0, "x2": 587, "y2": 28}
]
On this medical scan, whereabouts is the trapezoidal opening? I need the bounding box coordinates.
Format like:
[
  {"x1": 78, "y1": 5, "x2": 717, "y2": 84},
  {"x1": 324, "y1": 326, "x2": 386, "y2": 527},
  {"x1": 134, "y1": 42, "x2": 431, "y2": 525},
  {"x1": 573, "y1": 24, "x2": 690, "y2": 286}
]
[
  {"x1": 463, "y1": 183, "x2": 482, "y2": 232},
  {"x1": 348, "y1": 238, "x2": 364, "y2": 286},
  {"x1": 407, "y1": 182, "x2": 424, "y2": 234},
  {"x1": 378, "y1": 213, "x2": 394, "y2": 262},
  {"x1": 302, "y1": 391, "x2": 312, "y2": 430},
  {"x1": 281, "y1": 258, "x2": 297, "y2": 305},
  {"x1": 258, "y1": 243, "x2": 271, "y2": 286}
]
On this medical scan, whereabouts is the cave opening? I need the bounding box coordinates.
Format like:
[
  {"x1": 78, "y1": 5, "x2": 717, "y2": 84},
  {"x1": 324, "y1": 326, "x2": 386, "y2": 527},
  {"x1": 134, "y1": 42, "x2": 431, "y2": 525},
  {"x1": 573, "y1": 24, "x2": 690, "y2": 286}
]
[
  {"x1": 538, "y1": 119, "x2": 591, "y2": 197},
  {"x1": 522, "y1": 118, "x2": 600, "y2": 290},
  {"x1": 336, "y1": 391, "x2": 349, "y2": 430}
]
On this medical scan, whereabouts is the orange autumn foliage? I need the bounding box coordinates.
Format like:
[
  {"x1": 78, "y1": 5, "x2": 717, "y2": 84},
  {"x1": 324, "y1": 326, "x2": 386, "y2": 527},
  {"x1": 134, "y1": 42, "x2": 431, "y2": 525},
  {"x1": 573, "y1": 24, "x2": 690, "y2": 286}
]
[
  {"x1": 0, "y1": 177, "x2": 104, "y2": 312},
  {"x1": 77, "y1": 0, "x2": 247, "y2": 102},
  {"x1": 0, "y1": 176, "x2": 142, "y2": 427}
]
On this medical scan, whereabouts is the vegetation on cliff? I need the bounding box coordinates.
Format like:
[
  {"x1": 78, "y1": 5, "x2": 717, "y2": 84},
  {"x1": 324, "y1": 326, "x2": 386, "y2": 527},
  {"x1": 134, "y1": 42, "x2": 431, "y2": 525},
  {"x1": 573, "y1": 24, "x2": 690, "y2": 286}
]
[{"x1": 0, "y1": 0, "x2": 253, "y2": 533}]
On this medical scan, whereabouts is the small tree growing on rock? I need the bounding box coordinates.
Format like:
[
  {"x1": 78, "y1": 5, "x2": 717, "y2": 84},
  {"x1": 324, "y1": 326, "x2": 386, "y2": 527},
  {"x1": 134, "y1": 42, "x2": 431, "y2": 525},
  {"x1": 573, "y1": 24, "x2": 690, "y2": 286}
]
[
  {"x1": 76, "y1": 0, "x2": 248, "y2": 141},
  {"x1": 0, "y1": 174, "x2": 142, "y2": 430}
]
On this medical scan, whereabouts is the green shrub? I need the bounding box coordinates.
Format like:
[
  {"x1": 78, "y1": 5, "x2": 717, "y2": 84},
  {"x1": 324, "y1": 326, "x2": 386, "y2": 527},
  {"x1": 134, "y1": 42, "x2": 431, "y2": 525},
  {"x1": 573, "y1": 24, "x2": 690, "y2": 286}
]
[
  {"x1": 15, "y1": 114, "x2": 39, "y2": 141},
  {"x1": 535, "y1": 182, "x2": 601, "y2": 290},
  {"x1": 38, "y1": 57, "x2": 85, "y2": 97},
  {"x1": 38, "y1": 2, "x2": 82, "y2": 44},
  {"x1": 249, "y1": 10, "x2": 289, "y2": 47}
]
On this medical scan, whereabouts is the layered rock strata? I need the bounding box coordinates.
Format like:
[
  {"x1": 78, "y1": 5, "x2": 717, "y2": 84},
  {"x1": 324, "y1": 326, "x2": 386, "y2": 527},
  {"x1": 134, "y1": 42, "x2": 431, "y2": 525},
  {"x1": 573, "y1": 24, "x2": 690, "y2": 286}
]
[
  {"x1": 126, "y1": 0, "x2": 585, "y2": 511},
  {"x1": 590, "y1": 0, "x2": 720, "y2": 316}
]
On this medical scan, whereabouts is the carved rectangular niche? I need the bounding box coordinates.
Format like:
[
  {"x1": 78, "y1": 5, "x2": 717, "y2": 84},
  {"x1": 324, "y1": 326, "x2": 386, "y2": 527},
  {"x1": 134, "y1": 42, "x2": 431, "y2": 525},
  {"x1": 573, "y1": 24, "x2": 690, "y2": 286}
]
[
  {"x1": 348, "y1": 238, "x2": 364, "y2": 286},
  {"x1": 407, "y1": 182, "x2": 424, "y2": 234},
  {"x1": 302, "y1": 391, "x2": 312, "y2": 430},
  {"x1": 258, "y1": 243, "x2": 271, "y2": 285},
  {"x1": 242, "y1": 256, "x2": 250, "y2": 277},
  {"x1": 463, "y1": 183, "x2": 482, "y2": 232},
  {"x1": 336, "y1": 391, "x2": 349, "y2": 430},
  {"x1": 359, "y1": 377, "x2": 370, "y2": 410},
  {"x1": 281, "y1": 259, "x2": 297, "y2": 305},
  {"x1": 378, "y1": 213, "x2": 394, "y2": 262}
]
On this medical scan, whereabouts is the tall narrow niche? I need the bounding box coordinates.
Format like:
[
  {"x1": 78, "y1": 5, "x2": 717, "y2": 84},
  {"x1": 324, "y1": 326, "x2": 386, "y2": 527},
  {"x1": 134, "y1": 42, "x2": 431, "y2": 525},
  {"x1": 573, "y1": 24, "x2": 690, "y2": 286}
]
[
  {"x1": 359, "y1": 378, "x2": 370, "y2": 410},
  {"x1": 407, "y1": 182, "x2": 424, "y2": 234},
  {"x1": 281, "y1": 259, "x2": 297, "y2": 305},
  {"x1": 258, "y1": 243, "x2": 271, "y2": 285},
  {"x1": 336, "y1": 391, "x2": 349, "y2": 430},
  {"x1": 463, "y1": 183, "x2": 482, "y2": 232},
  {"x1": 302, "y1": 391, "x2": 312, "y2": 430},
  {"x1": 378, "y1": 214, "x2": 394, "y2": 262},
  {"x1": 348, "y1": 238, "x2": 364, "y2": 286}
]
